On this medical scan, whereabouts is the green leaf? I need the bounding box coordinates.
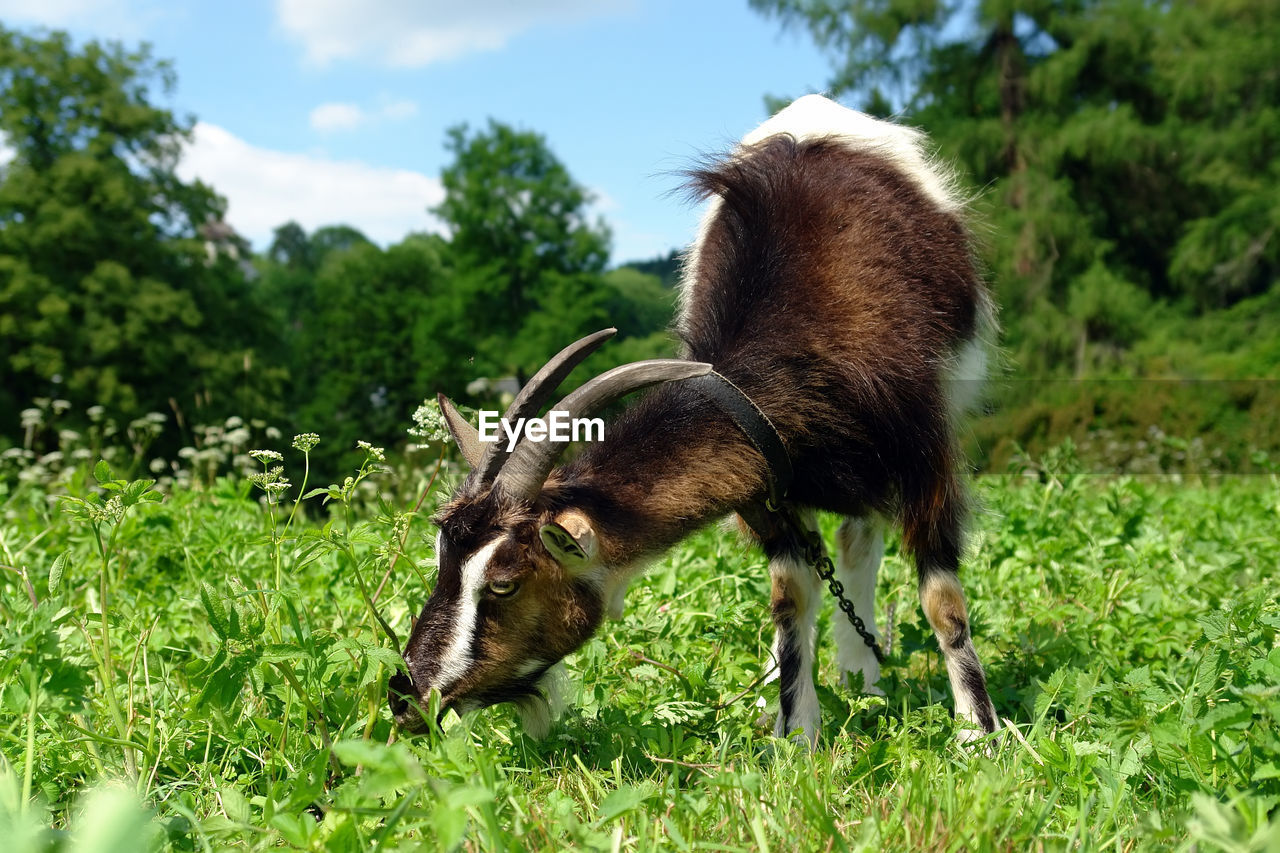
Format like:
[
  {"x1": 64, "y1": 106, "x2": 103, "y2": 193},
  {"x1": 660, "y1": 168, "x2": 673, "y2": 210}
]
[
  {"x1": 598, "y1": 783, "x2": 654, "y2": 823},
  {"x1": 123, "y1": 478, "x2": 156, "y2": 504},
  {"x1": 93, "y1": 459, "x2": 112, "y2": 483},
  {"x1": 258, "y1": 644, "x2": 302, "y2": 663},
  {"x1": 332, "y1": 739, "x2": 390, "y2": 769},
  {"x1": 1253, "y1": 762, "x2": 1280, "y2": 782},
  {"x1": 200, "y1": 582, "x2": 232, "y2": 641},
  {"x1": 220, "y1": 784, "x2": 251, "y2": 823},
  {"x1": 48, "y1": 552, "x2": 68, "y2": 594},
  {"x1": 70, "y1": 785, "x2": 157, "y2": 853}
]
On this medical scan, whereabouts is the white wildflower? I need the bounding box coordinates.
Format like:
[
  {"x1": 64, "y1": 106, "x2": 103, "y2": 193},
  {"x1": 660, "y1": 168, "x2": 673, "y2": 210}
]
[
  {"x1": 224, "y1": 427, "x2": 251, "y2": 446},
  {"x1": 356, "y1": 440, "x2": 386, "y2": 461},
  {"x1": 409, "y1": 399, "x2": 451, "y2": 444}
]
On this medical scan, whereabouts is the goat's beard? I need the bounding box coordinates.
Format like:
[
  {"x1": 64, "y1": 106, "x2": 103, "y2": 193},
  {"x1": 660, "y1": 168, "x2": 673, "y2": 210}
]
[{"x1": 511, "y1": 661, "x2": 569, "y2": 739}]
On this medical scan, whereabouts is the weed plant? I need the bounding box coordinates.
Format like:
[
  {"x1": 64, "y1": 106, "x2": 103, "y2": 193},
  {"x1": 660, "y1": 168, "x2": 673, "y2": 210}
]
[{"x1": 0, "y1": 413, "x2": 1277, "y2": 851}]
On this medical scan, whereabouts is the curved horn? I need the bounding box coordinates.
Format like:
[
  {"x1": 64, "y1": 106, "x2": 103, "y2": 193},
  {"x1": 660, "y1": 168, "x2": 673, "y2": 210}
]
[
  {"x1": 496, "y1": 359, "x2": 713, "y2": 501},
  {"x1": 437, "y1": 393, "x2": 482, "y2": 467},
  {"x1": 475, "y1": 328, "x2": 618, "y2": 484}
]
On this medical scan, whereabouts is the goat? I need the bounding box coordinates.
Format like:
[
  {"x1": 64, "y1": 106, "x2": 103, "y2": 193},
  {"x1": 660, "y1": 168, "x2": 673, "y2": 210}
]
[{"x1": 389, "y1": 94, "x2": 999, "y2": 745}]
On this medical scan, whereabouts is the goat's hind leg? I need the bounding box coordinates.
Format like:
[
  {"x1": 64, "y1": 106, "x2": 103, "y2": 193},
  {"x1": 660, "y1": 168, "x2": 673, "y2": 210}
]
[
  {"x1": 905, "y1": 482, "x2": 998, "y2": 740},
  {"x1": 917, "y1": 560, "x2": 998, "y2": 739}
]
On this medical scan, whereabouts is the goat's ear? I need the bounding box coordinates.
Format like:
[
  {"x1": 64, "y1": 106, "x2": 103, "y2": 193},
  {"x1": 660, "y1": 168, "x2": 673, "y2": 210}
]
[
  {"x1": 539, "y1": 511, "x2": 597, "y2": 569},
  {"x1": 438, "y1": 394, "x2": 482, "y2": 467}
]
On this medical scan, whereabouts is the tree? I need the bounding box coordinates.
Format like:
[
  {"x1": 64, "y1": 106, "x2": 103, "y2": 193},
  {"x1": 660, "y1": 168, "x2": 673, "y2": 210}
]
[
  {"x1": 288, "y1": 235, "x2": 449, "y2": 465},
  {"x1": 752, "y1": 0, "x2": 1280, "y2": 374},
  {"x1": 268, "y1": 221, "x2": 314, "y2": 271},
  {"x1": 433, "y1": 121, "x2": 612, "y2": 381},
  {"x1": 0, "y1": 26, "x2": 281, "y2": 438}
]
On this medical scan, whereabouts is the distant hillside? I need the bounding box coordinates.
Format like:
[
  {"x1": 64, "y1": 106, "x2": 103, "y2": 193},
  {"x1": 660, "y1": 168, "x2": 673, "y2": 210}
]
[{"x1": 615, "y1": 250, "x2": 682, "y2": 288}]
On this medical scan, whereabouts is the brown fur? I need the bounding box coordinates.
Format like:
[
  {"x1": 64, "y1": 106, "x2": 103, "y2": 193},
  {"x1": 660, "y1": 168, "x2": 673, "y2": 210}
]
[{"x1": 920, "y1": 572, "x2": 970, "y2": 650}]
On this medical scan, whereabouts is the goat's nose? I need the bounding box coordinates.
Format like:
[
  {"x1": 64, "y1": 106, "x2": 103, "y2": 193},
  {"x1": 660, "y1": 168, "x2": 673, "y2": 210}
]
[{"x1": 387, "y1": 672, "x2": 414, "y2": 719}]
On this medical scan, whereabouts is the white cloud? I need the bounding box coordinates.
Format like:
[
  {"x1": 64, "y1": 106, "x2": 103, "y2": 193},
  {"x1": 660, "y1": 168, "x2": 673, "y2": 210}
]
[
  {"x1": 309, "y1": 102, "x2": 366, "y2": 132},
  {"x1": 276, "y1": 0, "x2": 630, "y2": 68},
  {"x1": 379, "y1": 98, "x2": 418, "y2": 120},
  {"x1": 309, "y1": 98, "x2": 420, "y2": 132},
  {"x1": 178, "y1": 122, "x2": 445, "y2": 247},
  {"x1": 0, "y1": 0, "x2": 165, "y2": 39}
]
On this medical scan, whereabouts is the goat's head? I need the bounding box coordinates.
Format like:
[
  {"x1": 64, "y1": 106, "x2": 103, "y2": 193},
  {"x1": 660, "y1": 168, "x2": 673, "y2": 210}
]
[{"x1": 388, "y1": 329, "x2": 709, "y2": 733}]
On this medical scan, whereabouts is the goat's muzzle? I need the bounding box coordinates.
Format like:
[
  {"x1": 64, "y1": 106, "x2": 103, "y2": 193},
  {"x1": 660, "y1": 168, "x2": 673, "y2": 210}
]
[{"x1": 388, "y1": 672, "x2": 449, "y2": 734}]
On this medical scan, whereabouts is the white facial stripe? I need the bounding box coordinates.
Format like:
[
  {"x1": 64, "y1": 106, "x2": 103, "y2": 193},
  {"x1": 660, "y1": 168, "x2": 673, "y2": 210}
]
[{"x1": 433, "y1": 539, "x2": 500, "y2": 692}]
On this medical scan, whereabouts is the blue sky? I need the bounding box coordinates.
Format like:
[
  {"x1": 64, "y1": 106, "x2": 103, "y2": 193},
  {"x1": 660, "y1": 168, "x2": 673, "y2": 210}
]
[{"x1": 0, "y1": 0, "x2": 838, "y2": 264}]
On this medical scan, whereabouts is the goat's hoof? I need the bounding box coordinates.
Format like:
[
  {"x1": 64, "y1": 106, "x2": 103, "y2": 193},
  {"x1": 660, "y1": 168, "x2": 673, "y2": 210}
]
[
  {"x1": 954, "y1": 715, "x2": 1002, "y2": 756},
  {"x1": 773, "y1": 716, "x2": 820, "y2": 750}
]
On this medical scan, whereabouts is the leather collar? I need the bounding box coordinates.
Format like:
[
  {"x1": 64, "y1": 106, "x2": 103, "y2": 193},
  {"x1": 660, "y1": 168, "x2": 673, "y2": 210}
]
[{"x1": 683, "y1": 371, "x2": 792, "y2": 510}]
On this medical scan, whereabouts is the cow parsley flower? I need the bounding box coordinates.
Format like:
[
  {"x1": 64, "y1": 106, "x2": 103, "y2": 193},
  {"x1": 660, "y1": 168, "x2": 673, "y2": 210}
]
[
  {"x1": 409, "y1": 399, "x2": 451, "y2": 444},
  {"x1": 356, "y1": 440, "x2": 385, "y2": 461}
]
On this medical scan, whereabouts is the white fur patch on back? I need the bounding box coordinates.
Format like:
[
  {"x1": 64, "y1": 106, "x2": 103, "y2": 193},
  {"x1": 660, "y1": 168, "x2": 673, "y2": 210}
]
[
  {"x1": 433, "y1": 539, "x2": 500, "y2": 692},
  {"x1": 678, "y1": 94, "x2": 966, "y2": 332},
  {"x1": 741, "y1": 94, "x2": 963, "y2": 214}
]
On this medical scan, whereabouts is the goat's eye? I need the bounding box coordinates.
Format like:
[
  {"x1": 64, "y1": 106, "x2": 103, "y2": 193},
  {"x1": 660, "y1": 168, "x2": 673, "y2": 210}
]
[{"x1": 487, "y1": 580, "x2": 519, "y2": 597}]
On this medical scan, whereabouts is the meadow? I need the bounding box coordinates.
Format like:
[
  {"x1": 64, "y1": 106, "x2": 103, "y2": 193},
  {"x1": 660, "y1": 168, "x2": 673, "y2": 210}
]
[{"x1": 1, "y1": 417, "x2": 1278, "y2": 852}]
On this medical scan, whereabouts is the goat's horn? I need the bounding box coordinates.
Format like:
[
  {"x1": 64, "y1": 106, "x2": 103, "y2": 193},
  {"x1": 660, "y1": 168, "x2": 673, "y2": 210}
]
[
  {"x1": 496, "y1": 359, "x2": 713, "y2": 501},
  {"x1": 438, "y1": 394, "x2": 482, "y2": 467},
  {"x1": 475, "y1": 328, "x2": 617, "y2": 484}
]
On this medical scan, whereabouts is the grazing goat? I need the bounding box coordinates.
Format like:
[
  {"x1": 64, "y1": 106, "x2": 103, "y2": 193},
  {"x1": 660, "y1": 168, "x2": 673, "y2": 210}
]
[{"x1": 389, "y1": 95, "x2": 999, "y2": 744}]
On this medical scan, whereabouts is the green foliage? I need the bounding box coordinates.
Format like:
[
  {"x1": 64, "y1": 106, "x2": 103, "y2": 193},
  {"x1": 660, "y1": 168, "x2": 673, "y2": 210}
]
[
  {"x1": 752, "y1": 0, "x2": 1280, "y2": 333},
  {"x1": 601, "y1": 268, "x2": 676, "y2": 341},
  {"x1": 0, "y1": 26, "x2": 283, "y2": 443},
  {"x1": 617, "y1": 250, "x2": 683, "y2": 289},
  {"x1": 752, "y1": 0, "x2": 1280, "y2": 468},
  {"x1": 433, "y1": 120, "x2": 613, "y2": 378},
  {"x1": 2, "y1": 433, "x2": 1279, "y2": 849}
]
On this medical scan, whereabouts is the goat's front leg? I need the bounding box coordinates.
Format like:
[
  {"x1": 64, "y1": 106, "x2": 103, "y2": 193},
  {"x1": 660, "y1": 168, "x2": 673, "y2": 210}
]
[
  {"x1": 834, "y1": 515, "x2": 885, "y2": 694},
  {"x1": 759, "y1": 508, "x2": 823, "y2": 747}
]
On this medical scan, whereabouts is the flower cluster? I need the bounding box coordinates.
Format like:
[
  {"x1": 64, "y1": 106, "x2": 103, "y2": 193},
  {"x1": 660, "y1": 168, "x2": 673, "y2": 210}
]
[
  {"x1": 248, "y1": 465, "x2": 291, "y2": 501},
  {"x1": 408, "y1": 399, "x2": 452, "y2": 446},
  {"x1": 357, "y1": 440, "x2": 386, "y2": 462}
]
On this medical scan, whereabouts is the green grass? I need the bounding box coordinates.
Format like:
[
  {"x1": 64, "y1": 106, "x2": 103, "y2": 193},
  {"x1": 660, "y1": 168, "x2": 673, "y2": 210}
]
[{"x1": 1, "y1": 442, "x2": 1278, "y2": 851}]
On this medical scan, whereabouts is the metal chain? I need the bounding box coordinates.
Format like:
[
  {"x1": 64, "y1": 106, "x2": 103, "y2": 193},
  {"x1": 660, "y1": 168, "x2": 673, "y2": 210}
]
[{"x1": 782, "y1": 511, "x2": 886, "y2": 664}]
